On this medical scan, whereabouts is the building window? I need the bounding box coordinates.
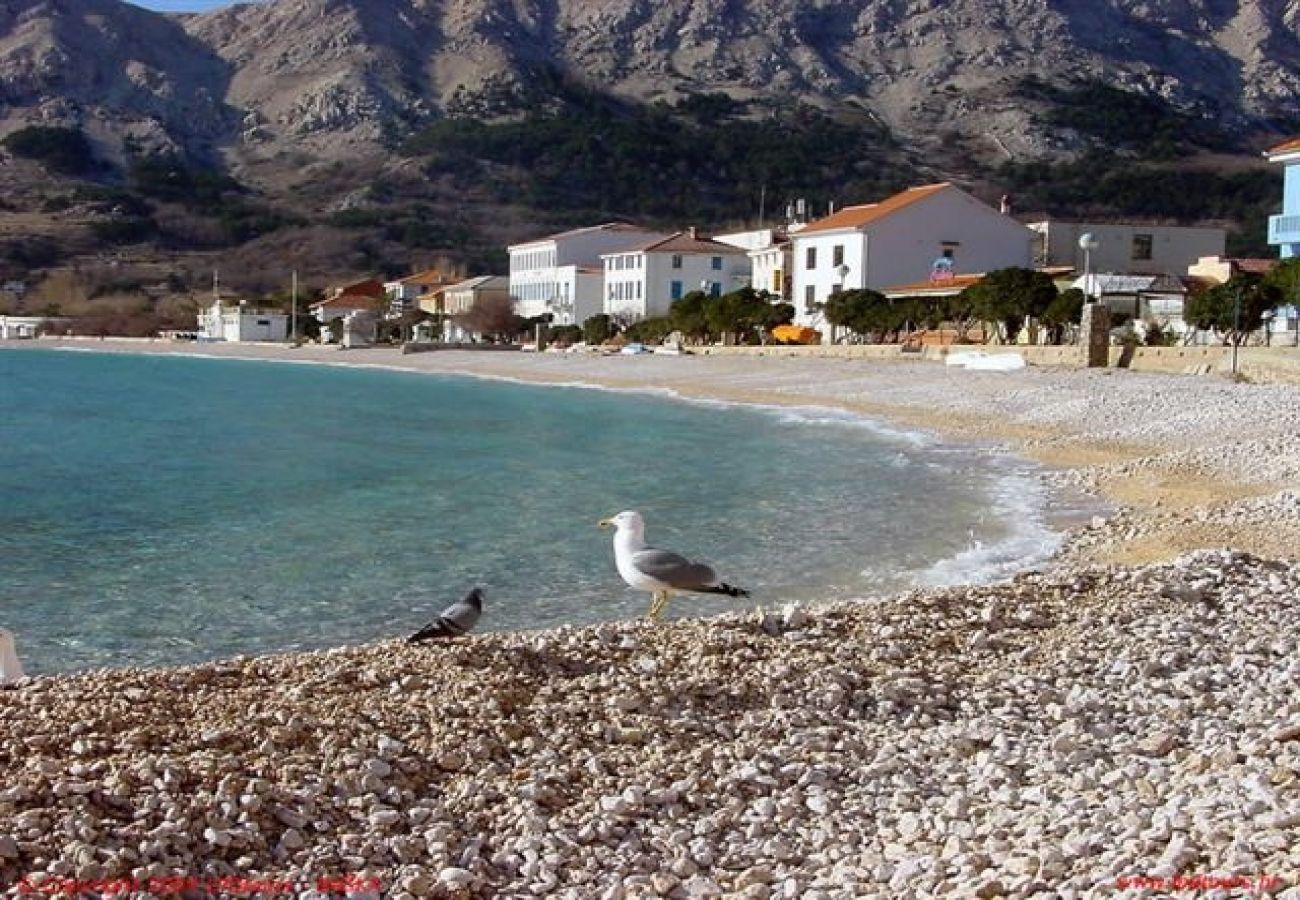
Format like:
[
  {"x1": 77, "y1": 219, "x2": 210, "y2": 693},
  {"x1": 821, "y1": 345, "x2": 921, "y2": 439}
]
[
  {"x1": 672, "y1": 255, "x2": 683, "y2": 270},
  {"x1": 804, "y1": 285, "x2": 816, "y2": 312},
  {"x1": 942, "y1": 247, "x2": 955, "y2": 260},
  {"x1": 1132, "y1": 234, "x2": 1153, "y2": 261},
  {"x1": 772, "y1": 269, "x2": 783, "y2": 292},
  {"x1": 711, "y1": 256, "x2": 722, "y2": 270},
  {"x1": 709, "y1": 282, "x2": 721, "y2": 297},
  {"x1": 833, "y1": 245, "x2": 844, "y2": 267},
  {"x1": 671, "y1": 280, "x2": 683, "y2": 300},
  {"x1": 806, "y1": 247, "x2": 817, "y2": 269}
]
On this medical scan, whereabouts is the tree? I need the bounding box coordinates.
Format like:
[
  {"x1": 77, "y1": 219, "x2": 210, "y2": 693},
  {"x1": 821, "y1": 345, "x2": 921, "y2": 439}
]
[
  {"x1": 669, "y1": 291, "x2": 710, "y2": 341},
  {"x1": 1040, "y1": 287, "x2": 1086, "y2": 345},
  {"x1": 583, "y1": 313, "x2": 615, "y2": 345},
  {"x1": 959, "y1": 268, "x2": 1059, "y2": 343},
  {"x1": 1184, "y1": 273, "x2": 1280, "y2": 345},
  {"x1": 456, "y1": 294, "x2": 522, "y2": 342},
  {"x1": 547, "y1": 324, "x2": 583, "y2": 346},
  {"x1": 822, "y1": 289, "x2": 892, "y2": 341},
  {"x1": 624, "y1": 316, "x2": 674, "y2": 344},
  {"x1": 1265, "y1": 257, "x2": 1300, "y2": 307}
]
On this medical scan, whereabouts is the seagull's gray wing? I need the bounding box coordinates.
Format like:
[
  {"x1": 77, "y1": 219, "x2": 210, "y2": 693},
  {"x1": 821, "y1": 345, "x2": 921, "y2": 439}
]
[{"x1": 630, "y1": 548, "x2": 719, "y2": 590}]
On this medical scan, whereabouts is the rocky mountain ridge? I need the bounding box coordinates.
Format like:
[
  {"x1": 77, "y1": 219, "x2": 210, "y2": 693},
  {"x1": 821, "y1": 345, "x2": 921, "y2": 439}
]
[{"x1": 4, "y1": 0, "x2": 1300, "y2": 169}]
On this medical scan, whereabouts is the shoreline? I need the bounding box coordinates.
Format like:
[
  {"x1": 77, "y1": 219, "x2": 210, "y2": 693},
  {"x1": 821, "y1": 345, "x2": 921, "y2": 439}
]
[{"x1": 3, "y1": 339, "x2": 1300, "y2": 896}]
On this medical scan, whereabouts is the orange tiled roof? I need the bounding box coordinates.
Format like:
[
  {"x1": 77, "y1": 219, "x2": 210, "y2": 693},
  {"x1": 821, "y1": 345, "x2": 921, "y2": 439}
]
[
  {"x1": 333, "y1": 278, "x2": 385, "y2": 298},
  {"x1": 399, "y1": 269, "x2": 457, "y2": 286},
  {"x1": 882, "y1": 273, "x2": 985, "y2": 294},
  {"x1": 315, "y1": 293, "x2": 385, "y2": 310},
  {"x1": 1266, "y1": 136, "x2": 1300, "y2": 156},
  {"x1": 796, "y1": 183, "x2": 952, "y2": 235}
]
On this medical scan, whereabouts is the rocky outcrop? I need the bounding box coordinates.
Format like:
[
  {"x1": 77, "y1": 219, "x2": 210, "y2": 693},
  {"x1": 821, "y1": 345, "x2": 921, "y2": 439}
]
[{"x1": 3, "y1": 0, "x2": 1300, "y2": 168}]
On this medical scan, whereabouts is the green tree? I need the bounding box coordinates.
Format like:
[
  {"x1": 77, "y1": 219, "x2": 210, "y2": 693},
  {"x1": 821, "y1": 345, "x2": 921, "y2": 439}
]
[
  {"x1": 1264, "y1": 257, "x2": 1300, "y2": 308},
  {"x1": 547, "y1": 324, "x2": 583, "y2": 346},
  {"x1": 959, "y1": 268, "x2": 1059, "y2": 343},
  {"x1": 583, "y1": 313, "x2": 615, "y2": 345},
  {"x1": 1184, "y1": 274, "x2": 1281, "y2": 345},
  {"x1": 2, "y1": 126, "x2": 97, "y2": 175},
  {"x1": 624, "y1": 316, "x2": 674, "y2": 344},
  {"x1": 1040, "y1": 287, "x2": 1086, "y2": 345},
  {"x1": 669, "y1": 292, "x2": 710, "y2": 341}
]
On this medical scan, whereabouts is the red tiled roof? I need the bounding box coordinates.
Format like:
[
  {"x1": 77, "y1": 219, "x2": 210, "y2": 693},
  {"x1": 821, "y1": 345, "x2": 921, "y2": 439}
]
[
  {"x1": 1266, "y1": 137, "x2": 1300, "y2": 156},
  {"x1": 314, "y1": 293, "x2": 385, "y2": 310},
  {"x1": 630, "y1": 231, "x2": 748, "y2": 255},
  {"x1": 332, "y1": 278, "x2": 385, "y2": 298},
  {"x1": 796, "y1": 183, "x2": 952, "y2": 235},
  {"x1": 1231, "y1": 258, "x2": 1277, "y2": 275}
]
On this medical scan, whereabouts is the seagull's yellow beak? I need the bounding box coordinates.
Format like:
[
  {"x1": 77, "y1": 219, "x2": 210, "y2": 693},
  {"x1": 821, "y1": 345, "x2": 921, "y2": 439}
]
[{"x1": 597, "y1": 517, "x2": 614, "y2": 529}]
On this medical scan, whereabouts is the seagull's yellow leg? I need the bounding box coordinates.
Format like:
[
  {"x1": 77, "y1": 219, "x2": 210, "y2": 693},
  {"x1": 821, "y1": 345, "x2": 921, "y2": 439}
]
[
  {"x1": 646, "y1": 591, "x2": 664, "y2": 620},
  {"x1": 648, "y1": 591, "x2": 671, "y2": 621}
]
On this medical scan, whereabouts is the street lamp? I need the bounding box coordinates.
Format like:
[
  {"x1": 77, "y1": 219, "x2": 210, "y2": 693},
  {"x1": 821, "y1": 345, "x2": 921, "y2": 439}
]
[{"x1": 1079, "y1": 233, "x2": 1099, "y2": 301}]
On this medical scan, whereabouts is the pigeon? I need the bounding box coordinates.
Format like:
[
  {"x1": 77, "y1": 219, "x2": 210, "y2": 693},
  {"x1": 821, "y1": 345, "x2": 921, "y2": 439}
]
[{"x1": 408, "y1": 588, "x2": 484, "y2": 642}]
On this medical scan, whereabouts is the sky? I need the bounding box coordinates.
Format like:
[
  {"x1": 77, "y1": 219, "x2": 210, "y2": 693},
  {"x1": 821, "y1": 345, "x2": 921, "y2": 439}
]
[{"x1": 128, "y1": 0, "x2": 242, "y2": 11}]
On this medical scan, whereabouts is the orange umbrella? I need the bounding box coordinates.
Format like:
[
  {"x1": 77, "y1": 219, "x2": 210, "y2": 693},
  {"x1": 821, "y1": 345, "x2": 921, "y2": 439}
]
[{"x1": 771, "y1": 324, "x2": 821, "y2": 344}]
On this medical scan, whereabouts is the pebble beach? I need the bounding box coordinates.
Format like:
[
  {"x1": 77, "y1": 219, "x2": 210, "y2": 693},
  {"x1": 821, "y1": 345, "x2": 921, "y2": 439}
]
[{"x1": 2, "y1": 341, "x2": 1299, "y2": 898}]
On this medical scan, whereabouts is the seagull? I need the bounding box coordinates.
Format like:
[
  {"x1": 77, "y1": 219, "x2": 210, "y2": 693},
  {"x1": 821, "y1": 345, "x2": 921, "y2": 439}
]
[
  {"x1": 408, "y1": 588, "x2": 484, "y2": 642},
  {"x1": 598, "y1": 510, "x2": 749, "y2": 621},
  {"x1": 1, "y1": 628, "x2": 25, "y2": 685}
]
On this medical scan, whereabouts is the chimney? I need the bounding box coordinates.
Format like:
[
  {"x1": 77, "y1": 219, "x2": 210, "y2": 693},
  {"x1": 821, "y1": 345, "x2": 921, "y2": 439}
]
[
  {"x1": 828, "y1": 201, "x2": 835, "y2": 216},
  {"x1": 1000, "y1": 194, "x2": 1012, "y2": 215},
  {"x1": 687, "y1": 226, "x2": 697, "y2": 239}
]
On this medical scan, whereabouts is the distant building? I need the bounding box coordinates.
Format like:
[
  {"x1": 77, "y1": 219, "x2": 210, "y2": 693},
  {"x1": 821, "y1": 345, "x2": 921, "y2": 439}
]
[
  {"x1": 508, "y1": 223, "x2": 669, "y2": 325},
  {"x1": 601, "y1": 228, "x2": 750, "y2": 321},
  {"x1": 1266, "y1": 137, "x2": 1300, "y2": 259},
  {"x1": 197, "y1": 298, "x2": 288, "y2": 342},
  {"x1": 1027, "y1": 219, "x2": 1226, "y2": 276},
  {"x1": 0, "y1": 315, "x2": 45, "y2": 339},
  {"x1": 715, "y1": 227, "x2": 792, "y2": 302},
  {"x1": 790, "y1": 183, "x2": 1035, "y2": 335},
  {"x1": 442, "y1": 276, "x2": 511, "y2": 342},
  {"x1": 384, "y1": 268, "x2": 460, "y2": 319}
]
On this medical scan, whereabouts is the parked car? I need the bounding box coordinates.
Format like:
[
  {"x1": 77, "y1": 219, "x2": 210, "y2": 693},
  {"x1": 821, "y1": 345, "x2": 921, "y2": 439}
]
[{"x1": 620, "y1": 342, "x2": 651, "y2": 355}]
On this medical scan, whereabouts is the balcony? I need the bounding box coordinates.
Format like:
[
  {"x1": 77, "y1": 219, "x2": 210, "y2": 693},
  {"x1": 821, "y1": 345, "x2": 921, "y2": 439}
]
[{"x1": 1268, "y1": 214, "x2": 1300, "y2": 246}]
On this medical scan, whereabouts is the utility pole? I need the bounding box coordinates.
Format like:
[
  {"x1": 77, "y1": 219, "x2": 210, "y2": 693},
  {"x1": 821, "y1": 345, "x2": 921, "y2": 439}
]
[
  {"x1": 291, "y1": 269, "x2": 298, "y2": 341},
  {"x1": 1231, "y1": 281, "x2": 1243, "y2": 376}
]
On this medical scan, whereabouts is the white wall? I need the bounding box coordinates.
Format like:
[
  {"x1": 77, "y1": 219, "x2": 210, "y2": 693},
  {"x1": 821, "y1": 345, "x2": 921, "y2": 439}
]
[
  {"x1": 790, "y1": 233, "x2": 868, "y2": 327},
  {"x1": 1031, "y1": 221, "x2": 1226, "y2": 275},
  {"x1": 750, "y1": 246, "x2": 790, "y2": 300},
  {"x1": 510, "y1": 228, "x2": 668, "y2": 319}
]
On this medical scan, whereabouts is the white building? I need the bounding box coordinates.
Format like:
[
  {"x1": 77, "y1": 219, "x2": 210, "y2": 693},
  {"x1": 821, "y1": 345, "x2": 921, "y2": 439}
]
[
  {"x1": 0, "y1": 316, "x2": 45, "y2": 339},
  {"x1": 1028, "y1": 220, "x2": 1226, "y2": 276},
  {"x1": 602, "y1": 228, "x2": 751, "y2": 321},
  {"x1": 197, "y1": 298, "x2": 288, "y2": 342},
  {"x1": 715, "y1": 227, "x2": 793, "y2": 302},
  {"x1": 442, "y1": 275, "x2": 511, "y2": 342},
  {"x1": 508, "y1": 223, "x2": 668, "y2": 325},
  {"x1": 384, "y1": 268, "x2": 460, "y2": 318},
  {"x1": 790, "y1": 183, "x2": 1036, "y2": 331}
]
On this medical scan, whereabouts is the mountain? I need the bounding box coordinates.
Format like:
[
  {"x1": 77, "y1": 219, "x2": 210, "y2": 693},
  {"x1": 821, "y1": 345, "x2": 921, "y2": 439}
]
[{"x1": 1, "y1": 0, "x2": 1299, "y2": 284}]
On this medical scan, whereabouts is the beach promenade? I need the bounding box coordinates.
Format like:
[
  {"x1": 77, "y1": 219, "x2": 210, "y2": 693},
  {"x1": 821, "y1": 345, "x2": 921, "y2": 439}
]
[{"x1": 1, "y1": 340, "x2": 1298, "y2": 897}]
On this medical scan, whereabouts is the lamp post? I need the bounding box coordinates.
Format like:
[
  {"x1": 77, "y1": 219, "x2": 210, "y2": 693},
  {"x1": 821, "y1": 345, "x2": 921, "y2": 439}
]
[
  {"x1": 1079, "y1": 233, "x2": 1099, "y2": 301},
  {"x1": 1231, "y1": 281, "x2": 1243, "y2": 375}
]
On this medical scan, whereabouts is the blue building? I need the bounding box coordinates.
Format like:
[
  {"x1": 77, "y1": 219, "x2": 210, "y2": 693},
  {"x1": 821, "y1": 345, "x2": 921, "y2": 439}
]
[{"x1": 1263, "y1": 139, "x2": 1300, "y2": 343}]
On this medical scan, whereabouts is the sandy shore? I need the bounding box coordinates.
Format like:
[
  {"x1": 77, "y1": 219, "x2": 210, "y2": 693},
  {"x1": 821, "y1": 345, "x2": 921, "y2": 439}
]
[{"x1": 2, "y1": 339, "x2": 1299, "y2": 897}]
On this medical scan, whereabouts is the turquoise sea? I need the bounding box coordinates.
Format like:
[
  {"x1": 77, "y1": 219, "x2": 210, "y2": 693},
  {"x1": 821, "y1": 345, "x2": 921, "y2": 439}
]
[{"x1": 0, "y1": 348, "x2": 1059, "y2": 674}]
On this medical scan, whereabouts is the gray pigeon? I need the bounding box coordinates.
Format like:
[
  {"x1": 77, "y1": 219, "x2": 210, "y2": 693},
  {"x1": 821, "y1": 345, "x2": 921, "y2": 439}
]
[{"x1": 408, "y1": 588, "x2": 483, "y2": 642}]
